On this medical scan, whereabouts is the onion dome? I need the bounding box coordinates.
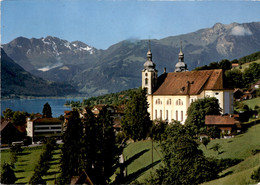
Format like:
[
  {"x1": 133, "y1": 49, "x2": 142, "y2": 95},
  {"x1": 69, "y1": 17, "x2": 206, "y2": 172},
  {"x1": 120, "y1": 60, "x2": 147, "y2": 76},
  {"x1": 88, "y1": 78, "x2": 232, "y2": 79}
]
[{"x1": 144, "y1": 41, "x2": 156, "y2": 69}]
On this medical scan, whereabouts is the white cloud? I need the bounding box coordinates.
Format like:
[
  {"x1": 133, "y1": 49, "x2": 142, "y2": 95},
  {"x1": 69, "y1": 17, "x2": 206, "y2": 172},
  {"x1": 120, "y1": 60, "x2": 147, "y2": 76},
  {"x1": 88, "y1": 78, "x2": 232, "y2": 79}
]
[
  {"x1": 231, "y1": 26, "x2": 253, "y2": 36},
  {"x1": 38, "y1": 62, "x2": 63, "y2": 72}
]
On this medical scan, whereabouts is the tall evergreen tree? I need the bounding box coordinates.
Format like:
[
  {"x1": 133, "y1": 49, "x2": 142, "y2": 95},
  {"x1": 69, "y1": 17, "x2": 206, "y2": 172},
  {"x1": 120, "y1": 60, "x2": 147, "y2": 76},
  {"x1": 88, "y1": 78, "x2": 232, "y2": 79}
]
[
  {"x1": 81, "y1": 106, "x2": 119, "y2": 184},
  {"x1": 42, "y1": 102, "x2": 52, "y2": 118},
  {"x1": 97, "y1": 107, "x2": 118, "y2": 184},
  {"x1": 0, "y1": 163, "x2": 16, "y2": 184},
  {"x1": 121, "y1": 87, "x2": 152, "y2": 141},
  {"x1": 58, "y1": 110, "x2": 83, "y2": 184},
  {"x1": 81, "y1": 107, "x2": 99, "y2": 181}
]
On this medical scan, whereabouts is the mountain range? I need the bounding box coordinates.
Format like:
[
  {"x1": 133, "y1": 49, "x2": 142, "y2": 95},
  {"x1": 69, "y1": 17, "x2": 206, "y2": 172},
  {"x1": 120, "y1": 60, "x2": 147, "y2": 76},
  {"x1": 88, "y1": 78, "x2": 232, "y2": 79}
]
[
  {"x1": 2, "y1": 21, "x2": 260, "y2": 97},
  {"x1": 1, "y1": 49, "x2": 78, "y2": 98}
]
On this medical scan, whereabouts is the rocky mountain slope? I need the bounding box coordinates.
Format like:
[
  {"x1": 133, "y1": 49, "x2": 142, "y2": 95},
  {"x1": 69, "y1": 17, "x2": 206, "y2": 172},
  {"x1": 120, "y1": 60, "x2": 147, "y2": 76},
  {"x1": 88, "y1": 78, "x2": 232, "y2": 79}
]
[
  {"x1": 1, "y1": 49, "x2": 78, "y2": 97},
  {"x1": 3, "y1": 22, "x2": 260, "y2": 96}
]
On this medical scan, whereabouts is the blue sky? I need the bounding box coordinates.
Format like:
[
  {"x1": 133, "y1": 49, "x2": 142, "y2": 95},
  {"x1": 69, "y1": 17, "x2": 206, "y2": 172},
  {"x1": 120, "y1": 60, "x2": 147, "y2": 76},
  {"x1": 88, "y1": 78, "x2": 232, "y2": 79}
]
[{"x1": 1, "y1": 0, "x2": 260, "y2": 49}]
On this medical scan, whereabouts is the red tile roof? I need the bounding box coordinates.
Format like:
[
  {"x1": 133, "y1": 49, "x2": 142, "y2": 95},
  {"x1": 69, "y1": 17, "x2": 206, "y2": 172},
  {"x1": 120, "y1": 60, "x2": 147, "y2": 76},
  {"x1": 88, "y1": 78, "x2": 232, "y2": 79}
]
[
  {"x1": 153, "y1": 69, "x2": 224, "y2": 95},
  {"x1": 205, "y1": 115, "x2": 240, "y2": 126}
]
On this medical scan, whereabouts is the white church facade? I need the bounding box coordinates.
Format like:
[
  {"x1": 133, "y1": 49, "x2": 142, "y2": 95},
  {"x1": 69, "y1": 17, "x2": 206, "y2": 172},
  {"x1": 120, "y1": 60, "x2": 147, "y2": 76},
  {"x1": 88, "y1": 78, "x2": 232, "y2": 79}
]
[{"x1": 142, "y1": 43, "x2": 233, "y2": 124}]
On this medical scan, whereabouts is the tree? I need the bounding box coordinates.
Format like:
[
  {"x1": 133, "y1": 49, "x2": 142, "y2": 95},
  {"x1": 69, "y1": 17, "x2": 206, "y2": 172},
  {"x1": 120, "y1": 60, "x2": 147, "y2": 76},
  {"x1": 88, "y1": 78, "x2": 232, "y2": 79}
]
[
  {"x1": 147, "y1": 124, "x2": 219, "y2": 184},
  {"x1": 3, "y1": 108, "x2": 14, "y2": 119},
  {"x1": 29, "y1": 171, "x2": 46, "y2": 185},
  {"x1": 12, "y1": 111, "x2": 27, "y2": 126},
  {"x1": 185, "y1": 97, "x2": 221, "y2": 135},
  {"x1": 0, "y1": 162, "x2": 16, "y2": 184},
  {"x1": 96, "y1": 107, "x2": 119, "y2": 184},
  {"x1": 219, "y1": 59, "x2": 232, "y2": 71},
  {"x1": 81, "y1": 106, "x2": 119, "y2": 184},
  {"x1": 30, "y1": 138, "x2": 56, "y2": 184},
  {"x1": 121, "y1": 87, "x2": 152, "y2": 141},
  {"x1": 58, "y1": 110, "x2": 83, "y2": 184},
  {"x1": 150, "y1": 120, "x2": 168, "y2": 142},
  {"x1": 225, "y1": 69, "x2": 244, "y2": 88},
  {"x1": 207, "y1": 126, "x2": 221, "y2": 139},
  {"x1": 251, "y1": 167, "x2": 260, "y2": 182},
  {"x1": 202, "y1": 137, "x2": 210, "y2": 149},
  {"x1": 42, "y1": 102, "x2": 52, "y2": 118},
  {"x1": 243, "y1": 62, "x2": 260, "y2": 86},
  {"x1": 10, "y1": 145, "x2": 23, "y2": 165},
  {"x1": 210, "y1": 143, "x2": 222, "y2": 155}
]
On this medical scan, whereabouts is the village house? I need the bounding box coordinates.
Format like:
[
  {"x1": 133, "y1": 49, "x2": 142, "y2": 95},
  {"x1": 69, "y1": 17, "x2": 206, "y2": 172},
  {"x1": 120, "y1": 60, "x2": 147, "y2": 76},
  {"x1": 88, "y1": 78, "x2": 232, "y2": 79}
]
[
  {"x1": 1, "y1": 119, "x2": 26, "y2": 145},
  {"x1": 205, "y1": 114, "x2": 242, "y2": 137},
  {"x1": 233, "y1": 88, "x2": 244, "y2": 101},
  {"x1": 142, "y1": 43, "x2": 234, "y2": 124}
]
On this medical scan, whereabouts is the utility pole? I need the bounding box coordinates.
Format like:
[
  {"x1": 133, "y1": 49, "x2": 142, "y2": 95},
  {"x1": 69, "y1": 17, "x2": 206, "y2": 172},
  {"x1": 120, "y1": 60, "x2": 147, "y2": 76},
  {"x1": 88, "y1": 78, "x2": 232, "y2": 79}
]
[{"x1": 152, "y1": 138, "x2": 154, "y2": 169}]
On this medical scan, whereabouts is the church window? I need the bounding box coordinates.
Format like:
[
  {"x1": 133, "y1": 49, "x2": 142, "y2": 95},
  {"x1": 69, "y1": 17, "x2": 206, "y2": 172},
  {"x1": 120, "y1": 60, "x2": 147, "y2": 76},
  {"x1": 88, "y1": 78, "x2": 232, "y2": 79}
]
[
  {"x1": 145, "y1": 78, "x2": 148, "y2": 85},
  {"x1": 156, "y1": 98, "x2": 162, "y2": 105},
  {"x1": 155, "y1": 110, "x2": 157, "y2": 119},
  {"x1": 160, "y1": 110, "x2": 162, "y2": 119},
  {"x1": 176, "y1": 110, "x2": 178, "y2": 121},
  {"x1": 181, "y1": 111, "x2": 183, "y2": 121},
  {"x1": 176, "y1": 99, "x2": 183, "y2": 105},
  {"x1": 145, "y1": 73, "x2": 148, "y2": 76}
]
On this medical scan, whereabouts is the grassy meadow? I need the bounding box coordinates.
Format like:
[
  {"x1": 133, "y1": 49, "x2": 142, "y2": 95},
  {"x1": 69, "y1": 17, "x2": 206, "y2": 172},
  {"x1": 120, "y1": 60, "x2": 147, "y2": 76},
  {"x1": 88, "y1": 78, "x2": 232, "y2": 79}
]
[
  {"x1": 242, "y1": 97, "x2": 260, "y2": 109},
  {"x1": 122, "y1": 140, "x2": 163, "y2": 183},
  {"x1": 0, "y1": 146, "x2": 61, "y2": 184},
  {"x1": 233, "y1": 59, "x2": 260, "y2": 72}
]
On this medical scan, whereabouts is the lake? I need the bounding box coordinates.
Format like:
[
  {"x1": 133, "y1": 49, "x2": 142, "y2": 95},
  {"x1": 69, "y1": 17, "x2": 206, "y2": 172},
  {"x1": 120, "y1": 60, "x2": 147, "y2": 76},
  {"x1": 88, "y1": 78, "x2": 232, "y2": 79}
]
[{"x1": 1, "y1": 98, "x2": 84, "y2": 118}]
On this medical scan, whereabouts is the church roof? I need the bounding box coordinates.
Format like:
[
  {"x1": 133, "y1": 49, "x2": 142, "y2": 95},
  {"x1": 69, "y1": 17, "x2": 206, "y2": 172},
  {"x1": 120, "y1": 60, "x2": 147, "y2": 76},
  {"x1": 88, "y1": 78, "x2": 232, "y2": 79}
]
[{"x1": 153, "y1": 69, "x2": 224, "y2": 95}]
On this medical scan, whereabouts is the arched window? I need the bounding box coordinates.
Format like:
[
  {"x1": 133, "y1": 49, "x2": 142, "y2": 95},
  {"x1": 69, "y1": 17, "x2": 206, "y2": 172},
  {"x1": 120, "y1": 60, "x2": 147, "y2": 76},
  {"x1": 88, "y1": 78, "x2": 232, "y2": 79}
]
[
  {"x1": 155, "y1": 110, "x2": 157, "y2": 119},
  {"x1": 181, "y1": 111, "x2": 183, "y2": 121},
  {"x1": 156, "y1": 98, "x2": 162, "y2": 105},
  {"x1": 166, "y1": 110, "x2": 168, "y2": 120},
  {"x1": 160, "y1": 110, "x2": 162, "y2": 119},
  {"x1": 145, "y1": 78, "x2": 148, "y2": 85},
  {"x1": 167, "y1": 99, "x2": 171, "y2": 105},
  {"x1": 176, "y1": 110, "x2": 178, "y2": 121},
  {"x1": 176, "y1": 99, "x2": 183, "y2": 106},
  {"x1": 145, "y1": 73, "x2": 148, "y2": 76}
]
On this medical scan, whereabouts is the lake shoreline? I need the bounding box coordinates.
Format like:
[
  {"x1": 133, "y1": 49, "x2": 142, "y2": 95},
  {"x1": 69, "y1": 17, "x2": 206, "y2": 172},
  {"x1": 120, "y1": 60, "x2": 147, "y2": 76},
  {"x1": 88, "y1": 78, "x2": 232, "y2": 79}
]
[
  {"x1": 1, "y1": 98, "x2": 85, "y2": 117},
  {"x1": 1, "y1": 95, "x2": 88, "y2": 101}
]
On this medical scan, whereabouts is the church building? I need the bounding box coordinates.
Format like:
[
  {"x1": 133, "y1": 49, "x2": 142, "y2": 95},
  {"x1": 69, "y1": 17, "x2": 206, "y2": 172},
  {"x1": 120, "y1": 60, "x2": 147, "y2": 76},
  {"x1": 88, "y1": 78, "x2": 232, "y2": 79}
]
[{"x1": 142, "y1": 43, "x2": 233, "y2": 124}]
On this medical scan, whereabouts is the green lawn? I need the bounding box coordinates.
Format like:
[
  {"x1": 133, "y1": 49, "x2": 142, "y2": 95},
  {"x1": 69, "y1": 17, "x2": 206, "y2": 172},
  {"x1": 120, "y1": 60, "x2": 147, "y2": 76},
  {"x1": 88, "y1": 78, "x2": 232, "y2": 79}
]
[
  {"x1": 1, "y1": 146, "x2": 43, "y2": 184},
  {"x1": 0, "y1": 146, "x2": 61, "y2": 184},
  {"x1": 200, "y1": 123, "x2": 260, "y2": 160},
  {"x1": 199, "y1": 124, "x2": 260, "y2": 185},
  {"x1": 202, "y1": 153, "x2": 260, "y2": 185},
  {"x1": 233, "y1": 59, "x2": 260, "y2": 72},
  {"x1": 122, "y1": 140, "x2": 163, "y2": 183},
  {"x1": 242, "y1": 97, "x2": 260, "y2": 109},
  {"x1": 121, "y1": 124, "x2": 260, "y2": 184}
]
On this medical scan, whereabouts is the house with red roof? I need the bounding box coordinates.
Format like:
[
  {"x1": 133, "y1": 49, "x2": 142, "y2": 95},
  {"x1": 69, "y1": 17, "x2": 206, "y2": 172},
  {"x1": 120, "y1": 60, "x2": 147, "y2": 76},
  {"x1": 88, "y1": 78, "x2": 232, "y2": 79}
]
[{"x1": 205, "y1": 114, "x2": 242, "y2": 136}]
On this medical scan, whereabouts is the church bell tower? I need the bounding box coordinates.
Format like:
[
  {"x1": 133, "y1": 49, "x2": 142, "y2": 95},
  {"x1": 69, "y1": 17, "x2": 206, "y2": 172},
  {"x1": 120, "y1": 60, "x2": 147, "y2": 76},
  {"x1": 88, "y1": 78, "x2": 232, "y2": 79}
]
[{"x1": 142, "y1": 41, "x2": 158, "y2": 95}]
